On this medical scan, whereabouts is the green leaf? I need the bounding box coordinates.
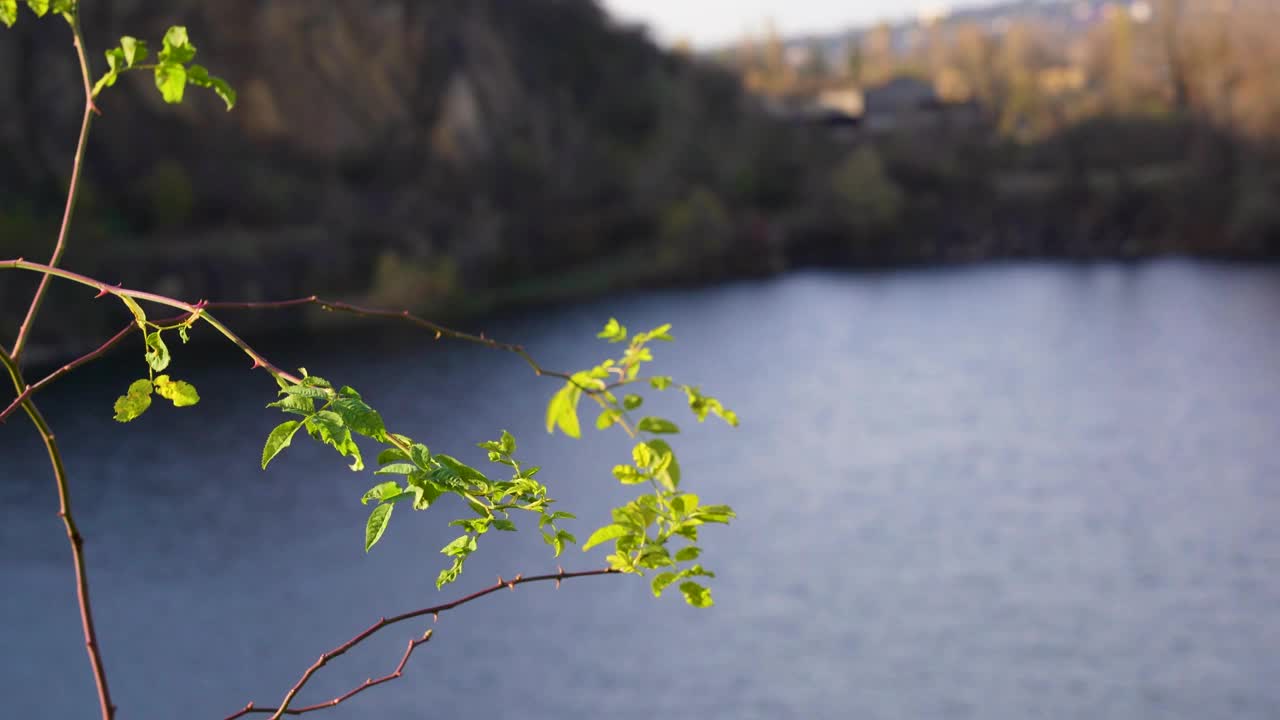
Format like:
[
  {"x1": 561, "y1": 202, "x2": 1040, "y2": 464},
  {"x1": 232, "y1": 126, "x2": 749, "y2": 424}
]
[
  {"x1": 364, "y1": 503, "x2": 393, "y2": 552},
  {"x1": 374, "y1": 463, "x2": 417, "y2": 476},
  {"x1": 261, "y1": 420, "x2": 301, "y2": 469},
  {"x1": 154, "y1": 62, "x2": 187, "y2": 104},
  {"x1": 499, "y1": 429, "x2": 516, "y2": 454},
  {"x1": 545, "y1": 382, "x2": 582, "y2": 438},
  {"x1": 671, "y1": 493, "x2": 699, "y2": 515},
  {"x1": 646, "y1": 439, "x2": 681, "y2": 488},
  {"x1": 674, "y1": 546, "x2": 702, "y2": 562},
  {"x1": 112, "y1": 378, "x2": 154, "y2": 423},
  {"x1": 582, "y1": 524, "x2": 631, "y2": 551},
  {"x1": 637, "y1": 417, "x2": 680, "y2": 434},
  {"x1": 493, "y1": 518, "x2": 517, "y2": 532},
  {"x1": 377, "y1": 447, "x2": 410, "y2": 466},
  {"x1": 409, "y1": 443, "x2": 432, "y2": 470},
  {"x1": 119, "y1": 295, "x2": 147, "y2": 327},
  {"x1": 611, "y1": 464, "x2": 645, "y2": 485},
  {"x1": 119, "y1": 36, "x2": 147, "y2": 66},
  {"x1": 305, "y1": 411, "x2": 363, "y2": 471},
  {"x1": 441, "y1": 534, "x2": 477, "y2": 557},
  {"x1": 361, "y1": 481, "x2": 401, "y2": 505},
  {"x1": 679, "y1": 581, "x2": 713, "y2": 608},
  {"x1": 24, "y1": 0, "x2": 47, "y2": 17},
  {"x1": 266, "y1": 392, "x2": 314, "y2": 416},
  {"x1": 331, "y1": 393, "x2": 386, "y2": 441},
  {"x1": 158, "y1": 25, "x2": 196, "y2": 64},
  {"x1": 280, "y1": 384, "x2": 328, "y2": 399},
  {"x1": 651, "y1": 572, "x2": 679, "y2": 597},
  {"x1": 595, "y1": 409, "x2": 620, "y2": 430},
  {"x1": 154, "y1": 375, "x2": 199, "y2": 407},
  {"x1": 649, "y1": 376, "x2": 673, "y2": 391},
  {"x1": 645, "y1": 323, "x2": 674, "y2": 341},
  {"x1": 623, "y1": 394, "x2": 644, "y2": 410},
  {"x1": 597, "y1": 317, "x2": 627, "y2": 342},
  {"x1": 144, "y1": 331, "x2": 170, "y2": 372},
  {"x1": 186, "y1": 64, "x2": 237, "y2": 110},
  {"x1": 436, "y1": 557, "x2": 464, "y2": 589},
  {"x1": 2, "y1": 0, "x2": 19, "y2": 27}
]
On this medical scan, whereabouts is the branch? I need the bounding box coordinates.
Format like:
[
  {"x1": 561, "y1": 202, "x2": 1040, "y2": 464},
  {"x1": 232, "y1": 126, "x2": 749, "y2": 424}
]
[
  {"x1": 201, "y1": 296, "x2": 577, "y2": 383},
  {"x1": 9, "y1": 10, "x2": 100, "y2": 361},
  {"x1": 0, "y1": 261, "x2": 627, "y2": 395},
  {"x1": 223, "y1": 631, "x2": 434, "y2": 719},
  {"x1": 223, "y1": 567, "x2": 620, "y2": 720},
  {"x1": 0, "y1": 350, "x2": 115, "y2": 720}
]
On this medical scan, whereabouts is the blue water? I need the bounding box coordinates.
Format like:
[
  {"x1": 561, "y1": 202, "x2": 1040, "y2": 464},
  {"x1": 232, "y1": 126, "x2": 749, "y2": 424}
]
[{"x1": 3, "y1": 261, "x2": 1279, "y2": 719}]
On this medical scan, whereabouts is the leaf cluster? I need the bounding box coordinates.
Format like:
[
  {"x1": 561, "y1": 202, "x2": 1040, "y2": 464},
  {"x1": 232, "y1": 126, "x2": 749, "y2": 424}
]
[
  {"x1": 545, "y1": 318, "x2": 739, "y2": 607},
  {"x1": 111, "y1": 297, "x2": 200, "y2": 422},
  {"x1": 92, "y1": 26, "x2": 236, "y2": 110},
  {"x1": 262, "y1": 375, "x2": 575, "y2": 589},
  {"x1": 0, "y1": 0, "x2": 75, "y2": 28}
]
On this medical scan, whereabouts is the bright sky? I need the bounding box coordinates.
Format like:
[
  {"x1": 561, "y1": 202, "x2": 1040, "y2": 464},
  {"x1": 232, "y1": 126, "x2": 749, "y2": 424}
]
[{"x1": 600, "y1": 0, "x2": 987, "y2": 48}]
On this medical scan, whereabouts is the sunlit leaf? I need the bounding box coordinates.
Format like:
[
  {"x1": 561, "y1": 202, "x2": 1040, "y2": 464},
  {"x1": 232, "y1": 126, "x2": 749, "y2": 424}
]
[
  {"x1": 582, "y1": 524, "x2": 630, "y2": 551},
  {"x1": 144, "y1": 331, "x2": 170, "y2": 372},
  {"x1": 637, "y1": 417, "x2": 680, "y2": 434},
  {"x1": 261, "y1": 420, "x2": 301, "y2": 469},
  {"x1": 154, "y1": 374, "x2": 199, "y2": 407},
  {"x1": 364, "y1": 503, "x2": 393, "y2": 552},
  {"x1": 112, "y1": 378, "x2": 153, "y2": 423},
  {"x1": 679, "y1": 581, "x2": 713, "y2": 608}
]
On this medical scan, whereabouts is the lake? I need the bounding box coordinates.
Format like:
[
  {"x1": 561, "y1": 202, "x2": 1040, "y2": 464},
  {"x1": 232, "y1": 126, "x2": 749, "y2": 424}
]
[{"x1": 3, "y1": 260, "x2": 1279, "y2": 719}]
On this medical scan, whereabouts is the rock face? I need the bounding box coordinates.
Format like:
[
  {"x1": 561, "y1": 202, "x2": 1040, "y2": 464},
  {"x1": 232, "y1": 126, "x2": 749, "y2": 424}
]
[{"x1": 1, "y1": 0, "x2": 771, "y2": 346}]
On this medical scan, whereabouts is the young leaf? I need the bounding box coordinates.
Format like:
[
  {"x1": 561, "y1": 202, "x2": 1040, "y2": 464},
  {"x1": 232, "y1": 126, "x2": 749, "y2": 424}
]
[
  {"x1": 596, "y1": 409, "x2": 619, "y2": 430},
  {"x1": 23, "y1": 0, "x2": 44, "y2": 17},
  {"x1": 674, "y1": 547, "x2": 702, "y2": 562},
  {"x1": 154, "y1": 375, "x2": 199, "y2": 407},
  {"x1": 186, "y1": 64, "x2": 236, "y2": 110},
  {"x1": 646, "y1": 438, "x2": 681, "y2": 488},
  {"x1": 597, "y1": 317, "x2": 627, "y2": 342},
  {"x1": 361, "y1": 481, "x2": 401, "y2": 505},
  {"x1": 637, "y1": 417, "x2": 680, "y2": 434},
  {"x1": 440, "y1": 534, "x2": 477, "y2": 557},
  {"x1": 679, "y1": 581, "x2": 714, "y2": 608},
  {"x1": 144, "y1": 331, "x2": 170, "y2": 372},
  {"x1": 305, "y1": 411, "x2": 363, "y2": 471},
  {"x1": 545, "y1": 382, "x2": 582, "y2": 438},
  {"x1": 409, "y1": 443, "x2": 432, "y2": 470},
  {"x1": 261, "y1": 420, "x2": 301, "y2": 469},
  {"x1": 119, "y1": 36, "x2": 147, "y2": 66},
  {"x1": 331, "y1": 394, "x2": 386, "y2": 442},
  {"x1": 623, "y1": 394, "x2": 644, "y2": 411},
  {"x1": 651, "y1": 572, "x2": 679, "y2": 597},
  {"x1": 364, "y1": 503, "x2": 393, "y2": 552},
  {"x1": 649, "y1": 376, "x2": 673, "y2": 391},
  {"x1": 492, "y1": 518, "x2": 518, "y2": 532},
  {"x1": 158, "y1": 26, "x2": 196, "y2": 64},
  {"x1": 582, "y1": 524, "x2": 631, "y2": 551},
  {"x1": 112, "y1": 379, "x2": 154, "y2": 423},
  {"x1": 119, "y1": 295, "x2": 147, "y2": 327},
  {"x1": 154, "y1": 62, "x2": 187, "y2": 104},
  {"x1": 1, "y1": 1, "x2": 18, "y2": 27}
]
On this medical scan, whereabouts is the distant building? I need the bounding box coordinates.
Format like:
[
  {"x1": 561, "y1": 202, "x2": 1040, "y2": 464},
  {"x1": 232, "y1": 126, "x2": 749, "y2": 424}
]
[{"x1": 862, "y1": 76, "x2": 983, "y2": 133}]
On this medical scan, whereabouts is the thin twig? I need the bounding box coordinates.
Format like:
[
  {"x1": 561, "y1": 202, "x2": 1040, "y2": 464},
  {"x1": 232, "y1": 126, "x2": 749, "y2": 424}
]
[
  {"x1": 9, "y1": 11, "x2": 99, "y2": 362},
  {"x1": 222, "y1": 567, "x2": 619, "y2": 720},
  {"x1": 0, "y1": 350, "x2": 115, "y2": 720},
  {"x1": 0, "y1": 261, "x2": 632, "y2": 394},
  {"x1": 1, "y1": 321, "x2": 136, "y2": 424},
  {"x1": 224, "y1": 630, "x2": 434, "y2": 719}
]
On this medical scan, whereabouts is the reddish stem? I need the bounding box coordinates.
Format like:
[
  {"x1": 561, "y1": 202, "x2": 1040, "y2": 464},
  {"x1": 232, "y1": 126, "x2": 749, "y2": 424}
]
[{"x1": 224, "y1": 567, "x2": 619, "y2": 719}]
